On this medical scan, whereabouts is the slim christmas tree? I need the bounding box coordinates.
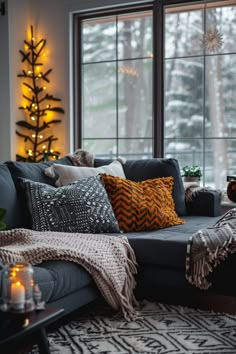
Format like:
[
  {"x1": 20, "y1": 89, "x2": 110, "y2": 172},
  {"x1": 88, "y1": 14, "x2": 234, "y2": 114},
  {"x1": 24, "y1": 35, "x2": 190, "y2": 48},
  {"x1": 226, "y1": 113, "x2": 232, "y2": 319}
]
[{"x1": 16, "y1": 25, "x2": 64, "y2": 162}]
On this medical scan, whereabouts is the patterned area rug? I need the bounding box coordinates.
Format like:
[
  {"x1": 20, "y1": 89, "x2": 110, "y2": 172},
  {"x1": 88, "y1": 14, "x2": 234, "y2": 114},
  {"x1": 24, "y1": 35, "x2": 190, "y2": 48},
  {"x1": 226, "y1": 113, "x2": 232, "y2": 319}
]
[{"x1": 40, "y1": 301, "x2": 236, "y2": 353}]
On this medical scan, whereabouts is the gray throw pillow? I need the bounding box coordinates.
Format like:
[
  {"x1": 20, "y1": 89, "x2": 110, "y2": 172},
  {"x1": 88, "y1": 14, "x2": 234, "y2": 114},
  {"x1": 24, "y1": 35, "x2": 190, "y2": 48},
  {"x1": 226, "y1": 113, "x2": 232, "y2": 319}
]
[{"x1": 19, "y1": 176, "x2": 120, "y2": 233}]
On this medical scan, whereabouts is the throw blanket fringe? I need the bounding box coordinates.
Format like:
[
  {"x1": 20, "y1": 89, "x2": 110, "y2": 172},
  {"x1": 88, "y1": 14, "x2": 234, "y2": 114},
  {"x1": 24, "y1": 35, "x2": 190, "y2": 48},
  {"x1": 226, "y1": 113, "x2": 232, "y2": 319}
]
[
  {"x1": 0, "y1": 229, "x2": 138, "y2": 320},
  {"x1": 186, "y1": 208, "x2": 236, "y2": 289}
]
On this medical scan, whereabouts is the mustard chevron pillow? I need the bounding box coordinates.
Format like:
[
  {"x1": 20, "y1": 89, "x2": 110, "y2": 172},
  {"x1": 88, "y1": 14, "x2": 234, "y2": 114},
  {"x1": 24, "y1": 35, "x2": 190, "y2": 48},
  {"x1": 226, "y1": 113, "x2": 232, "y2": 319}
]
[{"x1": 100, "y1": 175, "x2": 184, "y2": 232}]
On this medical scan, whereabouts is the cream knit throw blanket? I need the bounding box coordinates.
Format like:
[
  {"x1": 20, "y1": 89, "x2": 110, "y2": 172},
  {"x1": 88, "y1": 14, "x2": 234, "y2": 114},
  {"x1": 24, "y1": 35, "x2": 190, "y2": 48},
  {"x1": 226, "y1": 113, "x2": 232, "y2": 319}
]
[{"x1": 0, "y1": 229, "x2": 138, "y2": 320}]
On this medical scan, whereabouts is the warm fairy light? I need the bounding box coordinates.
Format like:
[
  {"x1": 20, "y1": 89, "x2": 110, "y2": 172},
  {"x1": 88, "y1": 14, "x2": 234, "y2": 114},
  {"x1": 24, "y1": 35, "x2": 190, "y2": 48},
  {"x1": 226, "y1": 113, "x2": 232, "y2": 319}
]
[
  {"x1": 118, "y1": 65, "x2": 139, "y2": 77},
  {"x1": 17, "y1": 25, "x2": 64, "y2": 162}
]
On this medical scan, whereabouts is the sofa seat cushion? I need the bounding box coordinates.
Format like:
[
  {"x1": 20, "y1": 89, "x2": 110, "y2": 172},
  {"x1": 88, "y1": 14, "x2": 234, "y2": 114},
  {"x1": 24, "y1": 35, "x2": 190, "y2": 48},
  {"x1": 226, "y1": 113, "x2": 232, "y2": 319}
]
[
  {"x1": 126, "y1": 215, "x2": 220, "y2": 269},
  {"x1": 33, "y1": 261, "x2": 94, "y2": 303}
]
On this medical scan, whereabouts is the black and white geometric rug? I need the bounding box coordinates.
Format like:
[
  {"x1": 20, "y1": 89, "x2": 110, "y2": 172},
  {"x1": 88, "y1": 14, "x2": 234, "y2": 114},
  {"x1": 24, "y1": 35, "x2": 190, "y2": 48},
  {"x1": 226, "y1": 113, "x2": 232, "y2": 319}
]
[{"x1": 44, "y1": 301, "x2": 236, "y2": 353}]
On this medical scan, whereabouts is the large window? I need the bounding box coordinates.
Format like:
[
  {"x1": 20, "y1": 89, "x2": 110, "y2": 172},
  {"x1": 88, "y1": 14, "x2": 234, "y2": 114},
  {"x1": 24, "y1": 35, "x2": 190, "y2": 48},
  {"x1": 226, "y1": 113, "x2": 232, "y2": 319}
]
[
  {"x1": 74, "y1": 0, "x2": 236, "y2": 189},
  {"x1": 164, "y1": 1, "x2": 236, "y2": 188},
  {"x1": 79, "y1": 10, "x2": 153, "y2": 159}
]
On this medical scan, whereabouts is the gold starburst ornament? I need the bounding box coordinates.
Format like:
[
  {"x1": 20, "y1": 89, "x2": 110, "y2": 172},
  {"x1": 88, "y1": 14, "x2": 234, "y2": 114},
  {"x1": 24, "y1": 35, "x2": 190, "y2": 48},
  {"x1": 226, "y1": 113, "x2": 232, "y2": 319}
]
[{"x1": 201, "y1": 28, "x2": 224, "y2": 52}]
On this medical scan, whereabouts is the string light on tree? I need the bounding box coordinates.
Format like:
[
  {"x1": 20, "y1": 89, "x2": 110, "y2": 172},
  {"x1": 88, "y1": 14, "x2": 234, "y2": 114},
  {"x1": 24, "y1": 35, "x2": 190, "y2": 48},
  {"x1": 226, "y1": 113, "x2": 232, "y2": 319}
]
[{"x1": 16, "y1": 25, "x2": 64, "y2": 162}]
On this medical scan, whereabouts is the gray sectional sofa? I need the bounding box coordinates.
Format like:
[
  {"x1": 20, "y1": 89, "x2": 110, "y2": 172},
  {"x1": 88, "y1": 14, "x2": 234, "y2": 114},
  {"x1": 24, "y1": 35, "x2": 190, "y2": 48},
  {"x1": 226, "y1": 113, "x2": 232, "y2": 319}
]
[{"x1": 0, "y1": 156, "x2": 229, "y2": 317}]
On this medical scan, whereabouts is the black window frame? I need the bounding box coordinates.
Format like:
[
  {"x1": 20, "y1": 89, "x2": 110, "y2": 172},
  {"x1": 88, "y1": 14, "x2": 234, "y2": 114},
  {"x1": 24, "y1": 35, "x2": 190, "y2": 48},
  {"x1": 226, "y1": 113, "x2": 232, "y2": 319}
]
[{"x1": 73, "y1": 0, "x2": 204, "y2": 158}]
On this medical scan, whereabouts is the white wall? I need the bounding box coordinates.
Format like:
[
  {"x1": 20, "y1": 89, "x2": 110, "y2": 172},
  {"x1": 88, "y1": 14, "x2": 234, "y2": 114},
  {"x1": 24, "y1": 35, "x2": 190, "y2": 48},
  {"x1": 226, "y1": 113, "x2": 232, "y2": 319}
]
[
  {"x1": 0, "y1": 0, "x2": 147, "y2": 161},
  {"x1": 0, "y1": 0, "x2": 10, "y2": 162},
  {"x1": 0, "y1": 0, "x2": 31, "y2": 161}
]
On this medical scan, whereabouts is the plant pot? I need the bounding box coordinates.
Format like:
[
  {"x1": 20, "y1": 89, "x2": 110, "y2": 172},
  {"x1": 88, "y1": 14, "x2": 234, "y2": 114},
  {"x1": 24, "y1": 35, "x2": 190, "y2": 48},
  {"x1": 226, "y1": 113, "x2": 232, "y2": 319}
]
[
  {"x1": 183, "y1": 176, "x2": 200, "y2": 183},
  {"x1": 227, "y1": 180, "x2": 236, "y2": 202}
]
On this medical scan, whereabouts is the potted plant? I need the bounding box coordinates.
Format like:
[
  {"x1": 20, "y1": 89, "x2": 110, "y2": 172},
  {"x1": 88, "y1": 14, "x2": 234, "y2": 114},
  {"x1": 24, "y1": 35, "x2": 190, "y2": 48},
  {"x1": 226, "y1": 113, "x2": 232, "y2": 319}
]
[{"x1": 181, "y1": 165, "x2": 202, "y2": 183}]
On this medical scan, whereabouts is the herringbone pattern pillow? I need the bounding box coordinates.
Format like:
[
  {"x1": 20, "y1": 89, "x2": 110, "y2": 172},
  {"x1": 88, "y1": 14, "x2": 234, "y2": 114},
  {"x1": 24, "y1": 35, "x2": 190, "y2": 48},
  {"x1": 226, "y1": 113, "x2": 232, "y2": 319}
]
[{"x1": 100, "y1": 175, "x2": 185, "y2": 232}]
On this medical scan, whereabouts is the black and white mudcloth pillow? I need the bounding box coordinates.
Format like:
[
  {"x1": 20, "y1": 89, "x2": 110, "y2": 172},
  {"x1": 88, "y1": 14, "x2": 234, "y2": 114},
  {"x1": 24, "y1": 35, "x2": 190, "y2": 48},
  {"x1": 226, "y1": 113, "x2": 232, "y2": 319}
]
[{"x1": 19, "y1": 176, "x2": 120, "y2": 233}]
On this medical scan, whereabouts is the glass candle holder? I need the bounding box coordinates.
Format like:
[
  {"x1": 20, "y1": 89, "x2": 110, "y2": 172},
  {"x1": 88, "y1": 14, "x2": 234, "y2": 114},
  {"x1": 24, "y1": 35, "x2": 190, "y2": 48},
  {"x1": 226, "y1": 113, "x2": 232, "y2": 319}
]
[{"x1": 0, "y1": 262, "x2": 35, "y2": 313}]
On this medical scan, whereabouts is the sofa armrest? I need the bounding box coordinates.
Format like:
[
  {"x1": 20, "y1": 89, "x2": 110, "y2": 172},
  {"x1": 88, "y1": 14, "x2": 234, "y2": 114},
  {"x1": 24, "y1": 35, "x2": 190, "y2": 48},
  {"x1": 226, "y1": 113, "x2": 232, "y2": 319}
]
[{"x1": 186, "y1": 189, "x2": 222, "y2": 217}]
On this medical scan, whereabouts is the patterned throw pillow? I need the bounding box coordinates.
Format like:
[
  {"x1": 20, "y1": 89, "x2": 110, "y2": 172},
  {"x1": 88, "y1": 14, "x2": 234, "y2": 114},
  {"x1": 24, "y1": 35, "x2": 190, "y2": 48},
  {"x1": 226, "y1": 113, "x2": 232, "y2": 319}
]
[
  {"x1": 100, "y1": 174, "x2": 185, "y2": 232},
  {"x1": 19, "y1": 176, "x2": 120, "y2": 233}
]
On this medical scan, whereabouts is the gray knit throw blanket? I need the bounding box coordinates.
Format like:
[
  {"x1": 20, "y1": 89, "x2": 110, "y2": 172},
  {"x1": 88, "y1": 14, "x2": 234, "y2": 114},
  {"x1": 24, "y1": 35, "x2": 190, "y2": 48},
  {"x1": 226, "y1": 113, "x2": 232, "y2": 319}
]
[
  {"x1": 0, "y1": 229, "x2": 138, "y2": 320},
  {"x1": 186, "y1": 208, "x2": 236, "y2": 289},
  {"x1": 67, "y1": 149, "x2": 94, "y2": 167}
]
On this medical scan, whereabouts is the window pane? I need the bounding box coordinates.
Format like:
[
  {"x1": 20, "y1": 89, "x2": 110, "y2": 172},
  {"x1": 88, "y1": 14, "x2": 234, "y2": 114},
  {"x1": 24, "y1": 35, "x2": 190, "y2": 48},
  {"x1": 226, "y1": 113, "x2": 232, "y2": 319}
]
[
  {"x1": 205, "y1": 55, "x2": 236, "y2": 138},
  {"x1": 82, "y1": 17, "x2": 116, "y2": 63},
  {"x1": 83, "y1": 139, "x2": 117, "y2": 159},
  {"x1": 206, "y1": 4, "x2": 236, "y2": 55},
  {"x1": 165, "y1": 6, "x2": 203, "y2": 58},
  {"x1": 205, "y1": 139, "x2": 236, "y2": 189},
  {"x1": 82, "y1": 62, "x2": 116, "y2": 138},
  {"x1": 118, "y1": 139, "x2": 152, "y2": 159},
  {"x1": 118, "y1": 59, "x2": 152, "y2": 138},
  {"x1": 164, "y1": 57, "x2": 203, "y2": 139},
  {"x1": 118, "y1": 11, "x2": 153, "y2": 60},
  {"x1": 165, "y1": 139, "x2": 203, "y2": 171}
]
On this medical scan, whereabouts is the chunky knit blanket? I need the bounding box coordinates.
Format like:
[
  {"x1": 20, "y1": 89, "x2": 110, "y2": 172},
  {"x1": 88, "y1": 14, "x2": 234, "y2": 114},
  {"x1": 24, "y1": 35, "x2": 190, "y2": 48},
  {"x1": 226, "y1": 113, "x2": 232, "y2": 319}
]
[
  {"x1": 186, "y1": 208, "x2": 236, "y2": 289},
  {"x1": 0, "y1": 229, "x2": 138, "y2": 320}
]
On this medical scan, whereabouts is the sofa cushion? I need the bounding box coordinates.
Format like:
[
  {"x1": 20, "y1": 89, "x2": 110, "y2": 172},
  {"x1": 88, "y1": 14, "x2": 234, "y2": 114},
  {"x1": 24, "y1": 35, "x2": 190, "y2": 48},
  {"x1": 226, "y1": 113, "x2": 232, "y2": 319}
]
[
  {"x1": 95, "y1": 158, "x2": 187, "y2": 216},
  {"x1": 19, "y1": 176, "x2": 120, "y2": 233},
  {"x1": 100, "y1": 174, "x2": 184, "y2": 232},
  {"x1": 126, "y1": 215, "x2": 220, "y2": 269},
  {"x1": 0, "y1": 164, "x2": 21, "y2": 229},
  {"x1": 5, "y1": 156, "x2": 73, "y2": 185},
  {"x1": 4, "y1": 157, "x2": 73, "y2": 228},
  {"x1": 33, "y1": 261, "x2": 93, "y2": 302},
  {"x1": 45, "y1": 160, "x2": 126, "y2": 186}
]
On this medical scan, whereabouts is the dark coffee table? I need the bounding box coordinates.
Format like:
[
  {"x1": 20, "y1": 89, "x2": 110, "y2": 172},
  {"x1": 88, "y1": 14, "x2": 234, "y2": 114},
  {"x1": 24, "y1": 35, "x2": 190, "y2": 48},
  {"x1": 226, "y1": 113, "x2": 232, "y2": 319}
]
[{"x1": 0, "y1": 307, "x2": 64, "y2": 353}]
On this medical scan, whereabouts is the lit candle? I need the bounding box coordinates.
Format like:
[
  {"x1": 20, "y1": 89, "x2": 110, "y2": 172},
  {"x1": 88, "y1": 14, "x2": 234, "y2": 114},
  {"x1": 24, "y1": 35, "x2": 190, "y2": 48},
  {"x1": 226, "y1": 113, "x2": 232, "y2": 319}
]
[{"x1": 11, "y1": 281, "x2": 25, "y2": 310}]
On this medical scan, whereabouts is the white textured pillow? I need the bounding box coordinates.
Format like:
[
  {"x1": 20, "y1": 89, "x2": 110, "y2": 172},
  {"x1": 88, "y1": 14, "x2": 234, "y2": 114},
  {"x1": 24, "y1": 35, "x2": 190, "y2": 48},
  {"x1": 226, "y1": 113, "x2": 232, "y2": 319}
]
[{"x1": 47, "y1": 161, "x2": 126, "y2": 186}]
